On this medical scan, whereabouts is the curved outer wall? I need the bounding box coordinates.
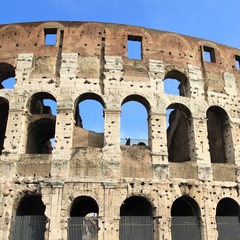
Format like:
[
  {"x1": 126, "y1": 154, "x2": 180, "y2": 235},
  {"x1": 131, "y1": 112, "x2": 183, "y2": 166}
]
[{"x1": 0, "y1": 21, "x2": 239, "y2": 239}]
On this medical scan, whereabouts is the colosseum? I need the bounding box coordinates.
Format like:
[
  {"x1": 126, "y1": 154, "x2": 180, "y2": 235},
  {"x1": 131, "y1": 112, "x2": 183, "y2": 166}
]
[{"x1": 0, "y1": 21, "x2": 239, "y2": 240}]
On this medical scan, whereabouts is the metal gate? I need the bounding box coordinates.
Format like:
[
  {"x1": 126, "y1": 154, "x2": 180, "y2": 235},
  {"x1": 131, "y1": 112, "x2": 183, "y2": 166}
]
[
  {"x1": 68, "y1": 217, "x2": 98, "y2": 240},
  {"x1": 119, "y1": 216, "x2": 153, "y2": 240},
  {"x1": 10, "y1": 215, "x2": 47, "y2": 240},
  {"x1": 171, "y1": 216, "x2": 201, "y2": 240},
  {"x1": 216, "y1": 216, "x2": 240, "y2": 240}
]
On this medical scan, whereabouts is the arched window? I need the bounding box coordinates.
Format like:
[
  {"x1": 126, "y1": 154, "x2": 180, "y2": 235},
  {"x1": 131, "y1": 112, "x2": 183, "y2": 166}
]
[
  {"x1": 121, "y1": 95, "x2": 149, "y2": 146},
  {"x1": 167, "y1": 104, "x2": 193, "y2": 162},
  {"x1": 216, "y1": 198, "x2": 240, "y2": 239},
  {"x1": 207, "y1": 106, "x2": 233, "y2": 163},
  {"x1": 120, "y1": 196, "x2": 153, "y2": 240},
  {"x1": 0, "y1": 62, "x2": 16, "y2": 89},
  {"x1": 26, "y1": 92, "x2": 57, "y2": 154},
  {"x1": 171, "y1": 196, "x2": 201, "y2": 240},
  {"x1": 10, "y1": 194, "x2": 47, "y2": 240},
  {"x1": 68, "y1": 196, "x2": 99, "y2": 240},
  {"x1": 163, "y1": 70, "x2": 190, "y2": 97},
  {"x1": 74, "y1": 93, "x2": 104, "y2": 148},
  {"x1": 0, "y1": 98, "x2": 9, "y2": 154}
]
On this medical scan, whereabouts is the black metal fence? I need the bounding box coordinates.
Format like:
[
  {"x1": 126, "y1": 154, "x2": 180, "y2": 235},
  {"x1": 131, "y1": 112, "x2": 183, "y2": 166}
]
[
  {"x1": 171, "y1": 216, "x2": 201, "y2": 240},
  {"x1": 216, "y1": 216, "x2": 240, "y2": 240},
  {"x1": 119, "y1": 216, "x2": 153, "y2": 240},
  {"x1": 10, "y1": 215, "x2": 47, "y2": 240},
  {"x1": 68, "y1": 217, "x2": 98, "y2": 240}
]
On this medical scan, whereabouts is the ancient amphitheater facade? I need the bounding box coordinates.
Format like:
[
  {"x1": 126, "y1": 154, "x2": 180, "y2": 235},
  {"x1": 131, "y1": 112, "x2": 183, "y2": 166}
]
[{"x1": 0, "y1": 21, "x2": 239, "y2": 240}]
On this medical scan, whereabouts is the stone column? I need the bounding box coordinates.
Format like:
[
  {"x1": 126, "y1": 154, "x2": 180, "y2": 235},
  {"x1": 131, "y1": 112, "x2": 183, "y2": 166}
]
[
  {"x1": 150, "y1": 111, "x2": 169, "y2": 179},
  {"x1": 51, "y1": 103, "x2": 74, "y2": 177},
  {"x1": 192, "y1": 117, "x2": 212, "y2": 180},
  {"x1": 102, "y1": 109, "x2": 122, "y2": 177},
  {"x1": 44, "y1": 182, "x2": 64, "y2": 240}
]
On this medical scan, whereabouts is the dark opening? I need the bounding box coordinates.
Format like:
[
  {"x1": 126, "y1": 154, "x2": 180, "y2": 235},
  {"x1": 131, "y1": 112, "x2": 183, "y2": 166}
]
[
  {"x1": 11, "y1": 195, "x2": 47, "y2": 240},
  {"x1": 70, "y1": 196, "x2": 99, "y2": 217},
  {"x1": 128, "y1": 35, "x2": 142, "y2": 60},
  {"x1": 0, "y1": 98, "x2": 9, "y2": 154},
  {"x1": 163, "y1": 70, "x2": 189, "y2": 97},
  {"x1": 203, "y1": 46, "x2": 215, "y2": 63},
  {"x1": 120, "y1": 196, "x2": 153, "y2": 216},
  {"x1": 167, "y1": 104, "x2": 191, "y2": 162},
  {"x1": 235, "y1": 55, "x2": 240, "y2": 70},
  {"x1": 27, "y1": 118, "x2": 55, "y2": 154},
  {"x1": 171, "y1": 197, "x2": 201, "y2": 240},
  {"x1": 120, "y1": 196, "x2": 153, "y2": 240},
  {"x1": 16, "y1": 195, "x2": 46, "y2": 216},
  {"x1": 207, "y1": 106, "x2": 231, "y2": 163},
  {"x1": 44, "y1": 28, "x2": 57, "y2": 45},
  {"x1": 171, "y1": 196, "x2": 200, "y2": 216},
  {"x1": 216, "y1": 198, "x2": 239, "y2": 217},
  {"x1": 0, "y1": 62, "x2": 16, "y2": 89},
  {"x1": 216, "y1": 198, "x2": 240, "y2": 240}
]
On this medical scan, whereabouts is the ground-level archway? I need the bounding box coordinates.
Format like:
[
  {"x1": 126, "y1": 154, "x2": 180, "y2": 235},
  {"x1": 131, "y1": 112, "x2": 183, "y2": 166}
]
[
  {"x1": 68, "y1": 196, "x2": 99, "y2": 240},
  {"x1": 119, "y1": 196, "x2": 154, "y2": 240},
  {"x1": 10, "y1": 194, "x2": 47, "y2": 240},
  {"x1": 216, "y1": 198, "x2": 239, "y2": 240},
  {"x1": 171, "y1": 196, "x2": 201, "y2": 240}
]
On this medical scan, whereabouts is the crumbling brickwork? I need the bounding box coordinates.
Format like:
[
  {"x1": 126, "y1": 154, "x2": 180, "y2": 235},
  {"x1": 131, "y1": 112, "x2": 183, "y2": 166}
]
[{"x1": 0, "y1": 21, "x2": 239, "y2": 240}]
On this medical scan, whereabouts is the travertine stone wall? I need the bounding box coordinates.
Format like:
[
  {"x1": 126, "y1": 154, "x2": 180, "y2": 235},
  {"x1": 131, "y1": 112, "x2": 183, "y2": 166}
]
[{"x1": 0, "y1": 21, "x2": 239, "y2": 240}]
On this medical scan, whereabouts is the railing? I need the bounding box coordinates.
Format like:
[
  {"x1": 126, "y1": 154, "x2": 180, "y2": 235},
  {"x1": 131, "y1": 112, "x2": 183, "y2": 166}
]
[{"x1": 120, "y1": 138, "x2": 148, "y2": 146}]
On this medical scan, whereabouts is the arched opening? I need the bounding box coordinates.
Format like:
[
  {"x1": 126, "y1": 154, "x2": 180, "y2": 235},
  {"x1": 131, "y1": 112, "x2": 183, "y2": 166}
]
[
  {"x1": 26, "y1": 93, "x2": 57, "y2": 154},
  {"x1": 74, "y1": 93, "x2": 104, "y2": 148},
  {"x1": 216, "y1": 198, "x2": 240, "y2": 239},
  {"x1": 0, "y1": 98, "x2": 9, "y2": 154},
  {"x1": 120, "y1": 196, "x2": 153, "y2": 240},
  {"x1": 163, "y1": 70, "x2": 189, "y2": 97},
  {"x1": 68, "y1": 196, "x2": 99, "y2": 240},
  {"x1": 207, "y1": 106, "x2": 233, "y2": 163},
  {"x1": 0, "y1": 62, "x2": 16, "y2": 89},
  {"x1": 29, "y1": 92, "x2": 57, "y2": 115},
  {"x1": 167, "y1": 103, "x2": 193, "y2": 162},
  {"x1": 171, "y1": 196, "x2": 201, "y2": 240},
  {"x1": 121, "y1": 95, "x2": 149, "y2": 146},
  {"x1": 10, "y1": 194, "x2": 47, "y2": 240}
]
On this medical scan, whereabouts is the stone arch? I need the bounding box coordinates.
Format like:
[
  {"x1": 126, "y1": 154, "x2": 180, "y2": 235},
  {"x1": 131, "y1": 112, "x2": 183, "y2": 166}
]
[
  {"x1": 171, "y1": 196, "x2": 201, "y2": 240},
  {"x1": 121, "y1": 94, "x2": 150, "y2": 146},
  {"x1": 159, "y1": 32, "x2": 191, "y2": 52},
  {"x1": 119, "y1": 196, "x2": 154, "y2": 240},
  {"x1": 0, "y1": 97, "x2": 9, "y2": 154},
  {"x1": 216, "y1": 197, "x2": 240, "y2": 239},
  {"x1": 68, "y1": 196, "x2": 99, "y2": 240},
  {"x1": 216, "y1": 197, "x2": 239, "y2": 217},
  {"x1": 0, "y1": 62, "x2": 16, "y2": 89},
  {"x1": 206, "y1": 106, "x2": 234, "y2": 163},
  {"x1": 70, "y1": 196, "x2": 99, "y2": 217},
  {"x1": 73, "y1": 92, "x2": 105, "y2": 148},
  {"x1": 10, "y1": 193, "x2": 47, "y2": 240},
  {"x1": 167, "y1": 103, "x2": 194, "y2": 162},
  {"x1": 163, "y1": 69, "x2": 190, "y2": 97},
  {"x1": 27, "y1": 91, "x2": 57, "y2": 115},
  {"x1": 26, "y1": 92, "x2": 57, "y2": 154}
]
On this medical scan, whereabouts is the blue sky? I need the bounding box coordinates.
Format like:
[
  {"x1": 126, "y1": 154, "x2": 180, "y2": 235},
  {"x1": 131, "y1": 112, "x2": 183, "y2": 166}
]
[{"x1": 1, "y1": 0, "x2": 240, "y2": 142}]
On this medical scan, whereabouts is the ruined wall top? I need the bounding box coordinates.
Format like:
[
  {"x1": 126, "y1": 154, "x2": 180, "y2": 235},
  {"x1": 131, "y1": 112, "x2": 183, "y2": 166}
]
[{"x1": 0, "y1": 21, "x2": 240, "y2": 94}]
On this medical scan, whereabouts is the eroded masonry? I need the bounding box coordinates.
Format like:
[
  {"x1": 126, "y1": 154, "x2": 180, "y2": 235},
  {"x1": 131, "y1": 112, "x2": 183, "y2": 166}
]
[{"x1": 0, "y1": 21, "x2": 239, "y2": 240}]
